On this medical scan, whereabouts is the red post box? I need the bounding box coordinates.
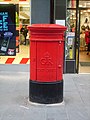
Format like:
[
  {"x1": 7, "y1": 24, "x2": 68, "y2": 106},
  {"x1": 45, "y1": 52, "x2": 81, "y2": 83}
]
[{"x1": 28, "y1": 24, "x2": 67, "y2": 104}]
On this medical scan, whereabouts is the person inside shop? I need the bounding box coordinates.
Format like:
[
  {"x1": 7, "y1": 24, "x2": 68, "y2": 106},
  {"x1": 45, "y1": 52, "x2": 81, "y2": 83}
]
[
  {"x1": 80, "y1": 29, "x2": 85, "y2": 51},
  {"x1": 20, "y1": 26, "x2": 25, "y2": 45},
  {"x1": 81, "y1": 18, "x2": 89, "y2": 31},
  {"x1": 20, "y1": 25, "x2": 28, "y2": 45},
  {"x1": 20, "y1": 25, "x2": 25, "y2": 34},
  {"x1": 70, "y1": 23, "x2": 75, "y2": 32},
  {"x1": 85, "y1": 26, "x2": 90, "y2": 55},
  {"x1": 84, "y1": 18, "x2": 89, "y2": 28},
  {"x1": 23, "y1": 25, "x2": 28, "y2": 45}
]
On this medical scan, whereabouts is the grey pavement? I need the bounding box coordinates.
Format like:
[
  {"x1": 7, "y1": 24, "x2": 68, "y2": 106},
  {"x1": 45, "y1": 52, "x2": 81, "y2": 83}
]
[{"x1": 0, "y1": 65, "x2": 90, "y2": 120}]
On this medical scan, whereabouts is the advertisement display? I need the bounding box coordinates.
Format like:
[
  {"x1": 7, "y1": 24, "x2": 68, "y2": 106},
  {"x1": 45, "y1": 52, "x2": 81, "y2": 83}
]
[
  {"x1": 16, "y1": 4, "x2": 19, "y2": 53},
  {"x1": 0, "y1": 4, "x2": 16, "y2": 56},
  {"x1": 66, "y1": 32, "x2": 75, "y2": 59}
]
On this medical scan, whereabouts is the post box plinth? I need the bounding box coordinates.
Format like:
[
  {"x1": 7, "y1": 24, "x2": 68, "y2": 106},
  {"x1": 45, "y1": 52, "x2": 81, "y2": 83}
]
[
  {"x1": 29, "y1": 80, "x2": 63, "y2": 104},
  {"x1": 28, "y1": 24, "x2": 67, "y2": 104}
]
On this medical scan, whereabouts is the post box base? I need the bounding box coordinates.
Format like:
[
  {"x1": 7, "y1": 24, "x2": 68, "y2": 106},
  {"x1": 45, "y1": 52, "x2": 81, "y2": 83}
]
[{"x1": 29, "y1": 80, "x2": 63, "y2": 104}]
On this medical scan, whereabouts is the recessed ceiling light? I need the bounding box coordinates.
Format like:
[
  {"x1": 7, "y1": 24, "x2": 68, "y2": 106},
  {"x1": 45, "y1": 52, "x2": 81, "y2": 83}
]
[
  {"x1": 0, "y1": 2, "x2": 9, "y2": 4},
  {"x1": 79, "y1": 5, "x2": 82, "y2": 7},
  {"x1": 87, "y1": 9, "x2": 90, "y2": 12},
  {"x1": 19, "y1": 2, "x2": 29, "y2": 5}
]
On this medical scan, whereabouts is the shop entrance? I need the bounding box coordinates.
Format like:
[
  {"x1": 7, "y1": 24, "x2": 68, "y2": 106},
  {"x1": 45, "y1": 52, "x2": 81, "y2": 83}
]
[
  {"x1": 79, "y1": 8, "x2": 90, "y2": 73},
  {"x1": 66, "y1": 0, "x2": 90, "y2": 73},
  {"x1": 0, "y1": 0, "x2": 30, "y2": 64}
]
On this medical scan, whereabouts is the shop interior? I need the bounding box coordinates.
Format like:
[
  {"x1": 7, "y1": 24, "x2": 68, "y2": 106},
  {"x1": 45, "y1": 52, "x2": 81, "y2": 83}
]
[
  {"x1": 0, "y1": 0, "x2": 30, "y2": 64},
  {"x1": 79, "y1": 8, "x2": 90, "y2": 73},
  {"x1": 0, "y1": 0, "x2": 90, "y2": 74},
  {"x1": 66, "y1": 0, "x2": 90, "y2": 73}
]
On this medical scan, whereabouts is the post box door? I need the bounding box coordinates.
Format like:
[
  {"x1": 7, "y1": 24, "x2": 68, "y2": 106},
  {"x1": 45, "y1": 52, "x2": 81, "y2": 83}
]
[
  {"x1": 36, "y1": 41, "x2": 57, "y2": 82},
  {"x1": 36, "y1": 41, "x2": 63, "y2": 82},
  {"x1": 30, "y1": 41, "x2": 64, "y2": 82}
]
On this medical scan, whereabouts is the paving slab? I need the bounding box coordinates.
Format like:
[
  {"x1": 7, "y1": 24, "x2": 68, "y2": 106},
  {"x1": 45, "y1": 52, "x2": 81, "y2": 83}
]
[{"x1": 0, "y1": 66, "x2": 90, "y2": 120}]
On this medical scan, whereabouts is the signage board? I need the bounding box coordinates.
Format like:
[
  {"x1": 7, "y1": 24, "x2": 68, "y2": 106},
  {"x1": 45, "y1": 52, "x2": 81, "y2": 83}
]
[{"x1": 0, "y1": 4, "x2": 16, "y2": 56}]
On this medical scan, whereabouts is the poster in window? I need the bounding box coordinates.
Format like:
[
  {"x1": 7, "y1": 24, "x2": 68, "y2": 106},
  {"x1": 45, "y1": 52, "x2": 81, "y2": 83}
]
[{"x1": 0, "y1": 4, "x2": 16, "y2": 56}]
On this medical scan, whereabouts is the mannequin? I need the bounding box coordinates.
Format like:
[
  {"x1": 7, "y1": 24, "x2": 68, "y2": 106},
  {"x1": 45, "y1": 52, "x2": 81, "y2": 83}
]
[{"x1": 85, "y1": 26, "x2": 90, "y2": 55}]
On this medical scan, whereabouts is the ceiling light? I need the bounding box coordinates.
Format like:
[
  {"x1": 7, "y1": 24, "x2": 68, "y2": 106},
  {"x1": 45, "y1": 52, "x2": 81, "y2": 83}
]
[
  {"x1": 0, "y1": 2, "x2": 9, "y2": 4},
  {"x1": 87, "y1": 9, "x2": 90, "y2": 12},
  {"x1": 79, "y1": 5, "x2": 82, "y2": 7},
  {"x1": 72, "y1": 13, "x2": 75, "y2": 15},
  {"x1": 83, "y1": 10, "x2": 87, "y2": 12},
  {"x1": 19, "y1": 15, "x2": 27, "y2": 19},
  {"x1": 19, "y1": 2, "x2": 29, "y2": 5}
]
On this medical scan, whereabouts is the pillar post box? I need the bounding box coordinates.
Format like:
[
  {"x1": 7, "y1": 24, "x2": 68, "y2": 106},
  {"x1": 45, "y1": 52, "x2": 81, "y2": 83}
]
[{"x1": 28, "y1": 24, "x2": 67, "y2": 104}]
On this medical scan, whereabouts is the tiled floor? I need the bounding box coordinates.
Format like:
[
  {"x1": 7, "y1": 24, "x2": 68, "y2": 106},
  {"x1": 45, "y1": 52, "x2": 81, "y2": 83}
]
[
  {"x1": 79, "y1": 51, "x2": 90, "y2": 62},
  {"x1": 79, "y1": 51, "x2": 90, "y2": 73},
  {"x1": 0, "y1": 45, "x2": 29, "y2": 64}
]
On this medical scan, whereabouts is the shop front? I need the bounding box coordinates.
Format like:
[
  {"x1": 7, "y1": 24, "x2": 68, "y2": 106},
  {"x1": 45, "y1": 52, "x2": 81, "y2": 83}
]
[
  {"x1": 50, "y1": 0, "x2": 90, "y2": 73},
  {"x1": 0, "y1": 0, "x2": 90, "y2": 73},
  {"x1": 0, "y1": 0, "x2": 30, "y2": 64},
  {"x1": 65, "y1": 0, "x2": 90, "y2": 73}
]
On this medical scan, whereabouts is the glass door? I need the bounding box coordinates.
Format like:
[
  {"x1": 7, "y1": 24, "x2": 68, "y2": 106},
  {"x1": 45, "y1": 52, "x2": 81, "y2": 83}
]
[
  {"x1": 65, "y1": 8, "x2": 76, "y2": 73},
  {"x1": 79, "y1": 8, "x2": 90, "y2": 73},
  {"x1": 66, "y1": 9, "x2": 76, "y2": 60},
  {"x1": 78, "y1": 0, "x2": 90, "y2": 73}
]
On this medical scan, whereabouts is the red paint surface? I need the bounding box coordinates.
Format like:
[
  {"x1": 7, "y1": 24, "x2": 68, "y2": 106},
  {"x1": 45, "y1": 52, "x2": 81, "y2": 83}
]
[
  {"x1": 71, "y1": 0, "x2": 74, "y2": 8},
  {"x1": 28, "y1": 24, "x2": 67, "y2": 82}
]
